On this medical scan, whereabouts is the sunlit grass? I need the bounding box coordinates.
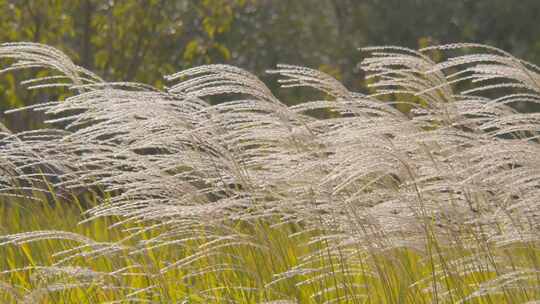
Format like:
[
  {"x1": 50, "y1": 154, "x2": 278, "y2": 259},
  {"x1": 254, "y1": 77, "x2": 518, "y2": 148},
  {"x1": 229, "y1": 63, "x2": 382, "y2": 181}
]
[
  {"x1": 0, "y1": 42, "x2": 539, "y2": 303},
  {"x1": 1, "y1": 196, "x2": 539, "y2": 303}
]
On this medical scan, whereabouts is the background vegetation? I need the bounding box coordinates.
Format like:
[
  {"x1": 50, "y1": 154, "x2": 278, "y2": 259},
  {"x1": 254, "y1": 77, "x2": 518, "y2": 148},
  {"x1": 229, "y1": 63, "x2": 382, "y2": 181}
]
[{"x1": 2, "y1": 0, "x2": 540, "y2": 130}]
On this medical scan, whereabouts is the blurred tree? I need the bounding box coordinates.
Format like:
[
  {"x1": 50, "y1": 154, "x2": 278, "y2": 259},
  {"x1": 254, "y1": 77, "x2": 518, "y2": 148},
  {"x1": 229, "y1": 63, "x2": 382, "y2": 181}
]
[
  {"x1": 1, "y1": 0, "x2": 539, "y2": 131},
  {"x1": 0, "y1": 0, "x2": 246, "y2": 131}
]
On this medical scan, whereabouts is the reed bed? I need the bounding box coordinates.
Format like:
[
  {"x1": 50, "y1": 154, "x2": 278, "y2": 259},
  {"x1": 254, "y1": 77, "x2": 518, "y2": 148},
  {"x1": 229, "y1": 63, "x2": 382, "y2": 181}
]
[{"x1": 0, "y1": 42, "x2": 539, "y2": 303}]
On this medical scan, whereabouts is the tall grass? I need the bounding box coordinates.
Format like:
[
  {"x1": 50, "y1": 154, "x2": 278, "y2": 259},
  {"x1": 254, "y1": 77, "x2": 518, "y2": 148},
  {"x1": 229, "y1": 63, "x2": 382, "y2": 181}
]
[{"x1": 0, "y1": 42, "x2": 539, "y2": 303}]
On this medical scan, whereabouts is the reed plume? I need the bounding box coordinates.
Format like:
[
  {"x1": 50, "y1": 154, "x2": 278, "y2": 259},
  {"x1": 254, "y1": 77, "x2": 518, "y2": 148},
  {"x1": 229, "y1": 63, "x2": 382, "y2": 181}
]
[{"x1": 0, "y1": 42, "x2": 539, "y2": 303}]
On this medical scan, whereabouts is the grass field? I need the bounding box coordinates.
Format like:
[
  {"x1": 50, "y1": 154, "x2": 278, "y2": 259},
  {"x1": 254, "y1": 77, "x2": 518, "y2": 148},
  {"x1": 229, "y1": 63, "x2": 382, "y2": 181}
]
[
  {"x1": 1, "y1": 195, "x2": 539, "y2": 303},
  {"x1": 0, "y1": 42, "x2": 539, "y2": 303}
]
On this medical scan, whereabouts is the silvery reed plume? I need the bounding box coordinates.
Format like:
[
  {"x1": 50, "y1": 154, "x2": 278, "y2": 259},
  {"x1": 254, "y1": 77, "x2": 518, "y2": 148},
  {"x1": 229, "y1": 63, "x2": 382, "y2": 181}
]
[{"x1": 0, "y1": 42, "x2": 539, "y2": 303}]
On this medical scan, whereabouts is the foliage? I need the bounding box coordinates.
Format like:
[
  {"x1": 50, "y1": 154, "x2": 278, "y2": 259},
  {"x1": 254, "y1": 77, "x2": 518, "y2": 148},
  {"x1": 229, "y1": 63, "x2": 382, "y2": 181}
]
[
  {"x1": 3, "y1": 0, "x2": 540, "y2": 131},
  {"x1": 0, "y1": 0, "x2": 246, "y2": 131}
]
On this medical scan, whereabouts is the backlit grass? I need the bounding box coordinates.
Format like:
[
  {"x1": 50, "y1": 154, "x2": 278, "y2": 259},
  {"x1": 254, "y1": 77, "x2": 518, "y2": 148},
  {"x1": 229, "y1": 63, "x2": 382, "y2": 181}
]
[{"x1": 1, "y1": 196, "x2": 539, "y2": 303}]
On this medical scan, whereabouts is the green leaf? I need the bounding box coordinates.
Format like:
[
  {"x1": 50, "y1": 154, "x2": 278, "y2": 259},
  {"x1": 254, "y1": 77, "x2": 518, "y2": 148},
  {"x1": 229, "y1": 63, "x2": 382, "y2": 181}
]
[
  {"x1": 214, "y1": 43, "x2": 231, "y2": 61},
  {"x1": 183, "y1": 40, "x2": 201, "y2": 62}
]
